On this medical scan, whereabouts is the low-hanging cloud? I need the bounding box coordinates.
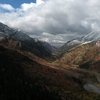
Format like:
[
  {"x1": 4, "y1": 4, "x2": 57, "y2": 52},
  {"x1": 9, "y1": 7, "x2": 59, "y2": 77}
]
[{"x1": 0, "y1": 0, "x2": 100, "y2": 44}]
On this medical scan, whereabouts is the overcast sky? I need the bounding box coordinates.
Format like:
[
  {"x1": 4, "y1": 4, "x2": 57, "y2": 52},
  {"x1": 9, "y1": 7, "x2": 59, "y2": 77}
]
[{"x1": 0, "y1": 0, "x2": 100, "y2": 44}]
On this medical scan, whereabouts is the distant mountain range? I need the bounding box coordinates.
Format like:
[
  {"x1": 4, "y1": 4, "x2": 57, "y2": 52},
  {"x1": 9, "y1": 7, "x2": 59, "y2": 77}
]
[
  {"x1": 0, "y1": 22, "x2": 100, "y2": 100},
  {"x1": 55, "y1": 31, "x2": 100, "y2": 57}
]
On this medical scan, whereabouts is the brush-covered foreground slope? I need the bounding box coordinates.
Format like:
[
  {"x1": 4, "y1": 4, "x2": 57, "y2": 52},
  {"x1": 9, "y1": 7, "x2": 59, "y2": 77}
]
[
  {"x1": 0, "y1": 45, "x2": 100, "y2": 100},
  {"x1": 54, "y1": 41, "x2": 100, "y2": 69}
]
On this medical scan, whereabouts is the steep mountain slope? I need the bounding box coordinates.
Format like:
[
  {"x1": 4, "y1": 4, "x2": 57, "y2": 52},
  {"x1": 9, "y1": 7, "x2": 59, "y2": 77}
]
[
  {"x1": 55, "y1": 39, "x2": 82, "y2": 57},
  {"x1": 54, "y1": 41, "x2": 100, "y2": 69},
  {"x1": 0, "y1": 22, "x2": 54, "y2": 59}
]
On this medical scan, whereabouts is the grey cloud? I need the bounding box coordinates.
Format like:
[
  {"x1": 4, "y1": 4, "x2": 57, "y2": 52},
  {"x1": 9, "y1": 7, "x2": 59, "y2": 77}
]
[{"x1": 0, "y1": 0, "x2": 100, "y2": 43}]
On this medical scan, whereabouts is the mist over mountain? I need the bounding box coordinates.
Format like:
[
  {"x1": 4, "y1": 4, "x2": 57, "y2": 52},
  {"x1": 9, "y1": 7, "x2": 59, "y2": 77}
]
[{"x1": 1, "y1": 0, "x2": 100, "y2": 45}]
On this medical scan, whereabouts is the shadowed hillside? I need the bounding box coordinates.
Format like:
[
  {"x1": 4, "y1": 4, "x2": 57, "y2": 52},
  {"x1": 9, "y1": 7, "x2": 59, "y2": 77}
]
[{"x1": 0, "y1": 45, "x2": 100, "y2": 100}]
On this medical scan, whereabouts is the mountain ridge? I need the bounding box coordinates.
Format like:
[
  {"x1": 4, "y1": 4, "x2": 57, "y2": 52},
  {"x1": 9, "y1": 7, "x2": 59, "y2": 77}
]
[{"x1": 0, "y1": 22, "x2": 54, "y2": 59}]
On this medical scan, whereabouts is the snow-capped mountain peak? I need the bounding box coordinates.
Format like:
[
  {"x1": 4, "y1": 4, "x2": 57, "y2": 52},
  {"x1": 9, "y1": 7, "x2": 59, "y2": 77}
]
[{"x1": 82, "y1": 31, "x2": 100, "y2": 42}]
